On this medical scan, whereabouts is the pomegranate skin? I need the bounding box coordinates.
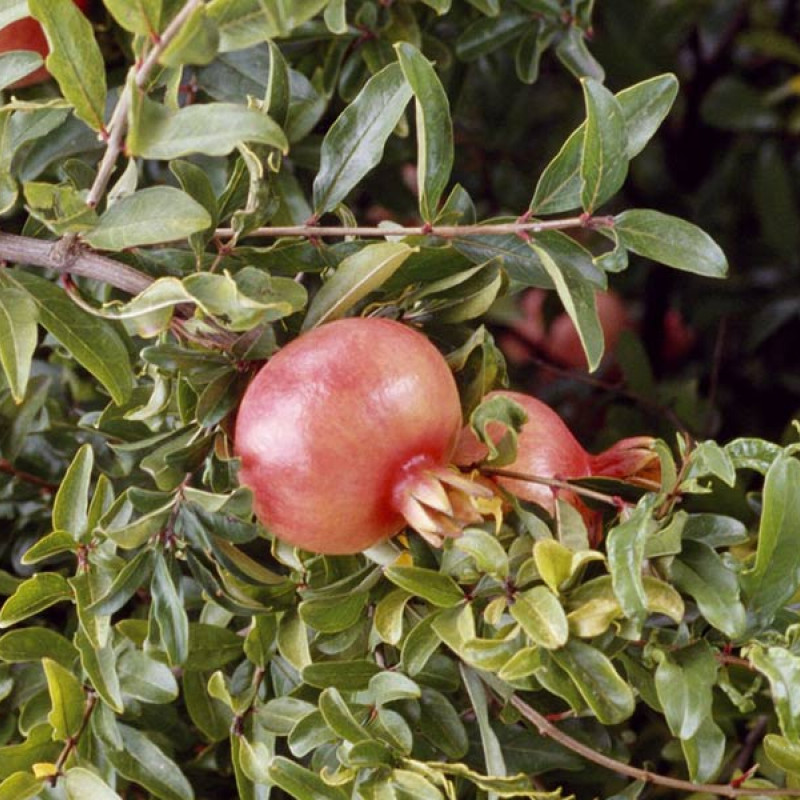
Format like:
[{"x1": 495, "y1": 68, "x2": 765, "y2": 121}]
[
  {"x1": 454, "y1": 390, "x2": 659, "y2": 543},
  {"x1": 234, "y1": 318, "x2": 463, "y2": 554},
  {"x1": 454, "y1": 390, "x2": 592, "y2": 513}
]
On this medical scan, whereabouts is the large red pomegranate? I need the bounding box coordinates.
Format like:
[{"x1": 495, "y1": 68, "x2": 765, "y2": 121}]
[
  {"x1": 234, "y1": 317, "x2": 489, "y2": 554},
  {"x1": 454, "y1": 390, "x2": 660, "y2": 541}
]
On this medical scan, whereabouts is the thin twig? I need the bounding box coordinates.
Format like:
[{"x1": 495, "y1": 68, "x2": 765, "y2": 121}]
[
  {"x1": 506, "y1": 692, "x2": 800, "y2": 798},
  {"x1": 481, "y1": 467, "x2": 635, "y2": 507},
  {"x1": 215, "y1": 215, "x2": 615, "y2": 241},
  {"x1": 85, "y1": 0, "x2": 205, "y2": 208},
  {"x1": 0, "y1": 458, "x2": 59, "y2": 492},
  {"x1": 51, "y1": 690, "x2": 98, "y2": 784}
]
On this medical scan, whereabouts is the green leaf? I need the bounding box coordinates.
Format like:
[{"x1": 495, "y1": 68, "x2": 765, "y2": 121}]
[
  {"x1": 313, "y1": 62, "x2": 413, "y2": 214},
  {"x1": 106, "y1": 724, "x2": 195, "y2": 800},
  {"x1": 612, "y1": 210, "x2": 728, "y2": 278},
  {"x1": 184, "y1": 623, "x2": 244, "y2": 671},
  {"x1": 302, "y1": 242, "x2": 416, "y2": 330},
  {"x1": 151, "y1": 554, "x2": 189, "y2": 667},
  {"x1": 302, "y1": 660, "x2": 381, "y2": 691},
  {"x1": 74, "y1": 629, "x2": 124, "y2": 713},
  {"x1": 681, "y1": 716, "x2": 726, "y2": 783},
  {"x1": 42, "y1": 658, "x2": 85, "y2": 741},
  {"x1": 454, "y1": 528, "x2": 509, "y2": 579},
  {"x1": 268, "y1": 756, "x2": 347, "y2": 800},
  {"x1": 764, "y1": 734, "x2": 800, "y2": 778},
  {"x1": 529, "y1": 242, "x2": 604, "y2": 371},
  {"x1": 21, "y1": 531, "x2": 77, "y2": 565},
  {"x1": 509, "y1": 586, "x2": 568, "y2": 650},
  {"x1": 748, "y1": 645, "x2": 800, "y2": 741},
  {"x1": 455, "y1": 10, "x2": 530, "y2": 61},
  {"x1": 28, "y1": 0, "x2": 107, "y2": 132},
  {"x1": 319, "y1": 687, "x2": 371, "y2": 743},
  {"x1": 183, "y1": 671, "x2": 233, "y2": 742},
  {"x1": 654, "y1": 642, "x2": 718, "y2": 740},
  {"x1": 741, "y1": 454, "x2": 800, "y2": 628},
  {"x1": 385, "y1": 566, "x2": 464, "y2": 608},
  {"x1": 65, "y1": 767, "x2": 122, "y2": 800},
  {"x1": 0, "y1": 51, "x2": 43, "y2": 91},
  {"x1": 88, "y1": 549, "x2": 155, "y2": 616},
  {"x1": 118, "y1": 650, "x2": 179, "y2": 704},
  {"x1": 0, "y1": 772, "x2": 44, "y2": 800},
  {"x1": 52, "y1": 443, "x2": 93, "y2": 539},
  {"x1": 0, "y1": 270, "x2": 133, "y2": 405},
  {"x1": 243, "y1": 615, "x2": 278, "y2": 669},
  {"x1": 207, "y1": 0, "x2": 327, "y2": 49},
  {"x1": 0, "y1": 628, "x2": 78, "y2": 668},
  {"x1": 0, "y1": 725, "x2": 60, "y2": 782},
  {"x1": 419, "y1": 687, "x2": 469, "y2": 759},
  {"x1": 0, "y1": 288, "x2": 37, "y2": 403},
  {"x1": 670, "y1": 540, "x2": 746, "y2": 638},
  {"x1": 299, "y1": 592, "x2": 368, "y2": 634},
  {"x1": 84, "y1": 187, "x2": 213, "y2": 251},
  {"x1": 159, "y1": 5, "x2": 219, "y2": 67},
  {"x1": 531, "y1": 74, "x2": 678, "y2": 214},
  {"x1": 396, "y1": 42, "x2": 453, "y2": 222},
  {"x1": 0, "y1": 573, "x2": 72, "y2": 628},
  {"x1": 580, "y1": 78, "x2": 628, "y2": 212},
  {"x1": 606, "y1": 505, "x2": 653, "y2": 626},
  {"x1": 461, "y1": 664, "x2": 507, "y2": 778},
  {"x1": 128, "y1": 96, "x2": 287, "y2": 160},
  {"x1": 102, "y1": 0, "x2": 162, "y2": 35},
  {"x1": 551, "y1": 640, "x2": 635, "y2": 724},
  {"x1": 374, "y1": 589, "x2": 411, "y2": 645},
  {"x1": 468, "y1": 391, "x2": 528, "y2": 467}
]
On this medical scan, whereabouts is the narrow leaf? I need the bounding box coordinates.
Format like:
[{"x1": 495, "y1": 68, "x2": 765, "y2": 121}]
[
  {"x1": 0, "y1": 288, "x2": 37, "y2": 403},
  {"x1": 580, "y1": 78, "x2": 628, "y2": 212},
  {"x1": 0, "y1": 573, "x2": 72, "y2": 628},
  {"x1": 396, "y1": 42, "x2": 454, "y2": 221},
  {"x1": 128, "y1": 96, "x2": 287, "y2": 160},
  {"x1": 529, "y1": 242, "x2": 604, "y2": 371},
  {"x1": 0, "y1": 270, "x2": 132, "y2": 405},
  {"x1": 313, "y1": 62, "x2": 413, "y2": 214},
  {"x1": 84, "y1": 187, "x2": 213, "y2": 251},
  {"x1": 613, "y1": 209, "x2": 728, "y2": 278},
  {"x1": 741, "y1": 454, "x2": 800, "y2": 627},
  {"x1": 43, "y1": 658, "x2": 85, "y2": 741},
  {"x1": 28, "y1": 0, "x2": 106, "y2": 131},
  {"x1": 52, "y1": 443, "x2": 93, "y2": 539},
  {"x1": 302, "y1": 242, "x2": 416, "y2": 330}
]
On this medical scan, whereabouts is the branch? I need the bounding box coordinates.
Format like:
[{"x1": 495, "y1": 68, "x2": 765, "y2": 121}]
[
  {"x1": 480, "y1": 467, "x2": 636, "y2": 507},
  {"x1": 0, "y1": 458, "x2": 60, "y2": 492},
  {"x1": 85, "y1": 0, "x2": 205, "y2": 208},
  {"x1": 0, "y1": 232, "x2": 152, "y2": 294},
  {"x1": 506, "y1": 692, "x2": 800, "y2": 798},
  {"x1": 214, "y1": 215, "x2": 615, "y2": 240},
  {"x1": 51, "y1": 690, "x2": 97, "y2": 784}
]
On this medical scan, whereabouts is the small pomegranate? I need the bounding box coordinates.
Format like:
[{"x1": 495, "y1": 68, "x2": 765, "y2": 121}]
[
  {"x1": 454, "y1": 390, "x2": 660, "y2": 541},
  {"x1": 234, "y1": 317, "x2": 490, "y2": 554},
  {"x1": 505, "y1": 289, "x2": 633, "y2": 370}
]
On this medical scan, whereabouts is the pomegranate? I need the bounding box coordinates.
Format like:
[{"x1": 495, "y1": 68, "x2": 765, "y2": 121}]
[
  {"x1": 234, "y1": 317, "x2": 491, "y2": 554},
  {"x1": 454, "y1": 390, "x2": 660, "y2": 541},
  {"x1": 507, "y1": 289, "x2": 633, "y2": 370},
  {"x1": 1, "y1": 0, "x2": 91, "y2": 89}
]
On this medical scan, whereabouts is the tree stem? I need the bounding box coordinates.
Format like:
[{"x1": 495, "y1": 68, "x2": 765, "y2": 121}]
[
  {"x1": 506, "y1": 692, "x2": 800, "y2": 798},
  {"x1": 215, "y1": 215, "x2": 614, "y2": 240}
]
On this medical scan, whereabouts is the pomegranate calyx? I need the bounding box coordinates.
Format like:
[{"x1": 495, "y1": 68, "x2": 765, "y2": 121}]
[
  {"x1": 396, "y1": 466, "x2": 500, "y2": 547},
  {"x1": 590, "y1": 436, "x2": 662, "y2": 490}
]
